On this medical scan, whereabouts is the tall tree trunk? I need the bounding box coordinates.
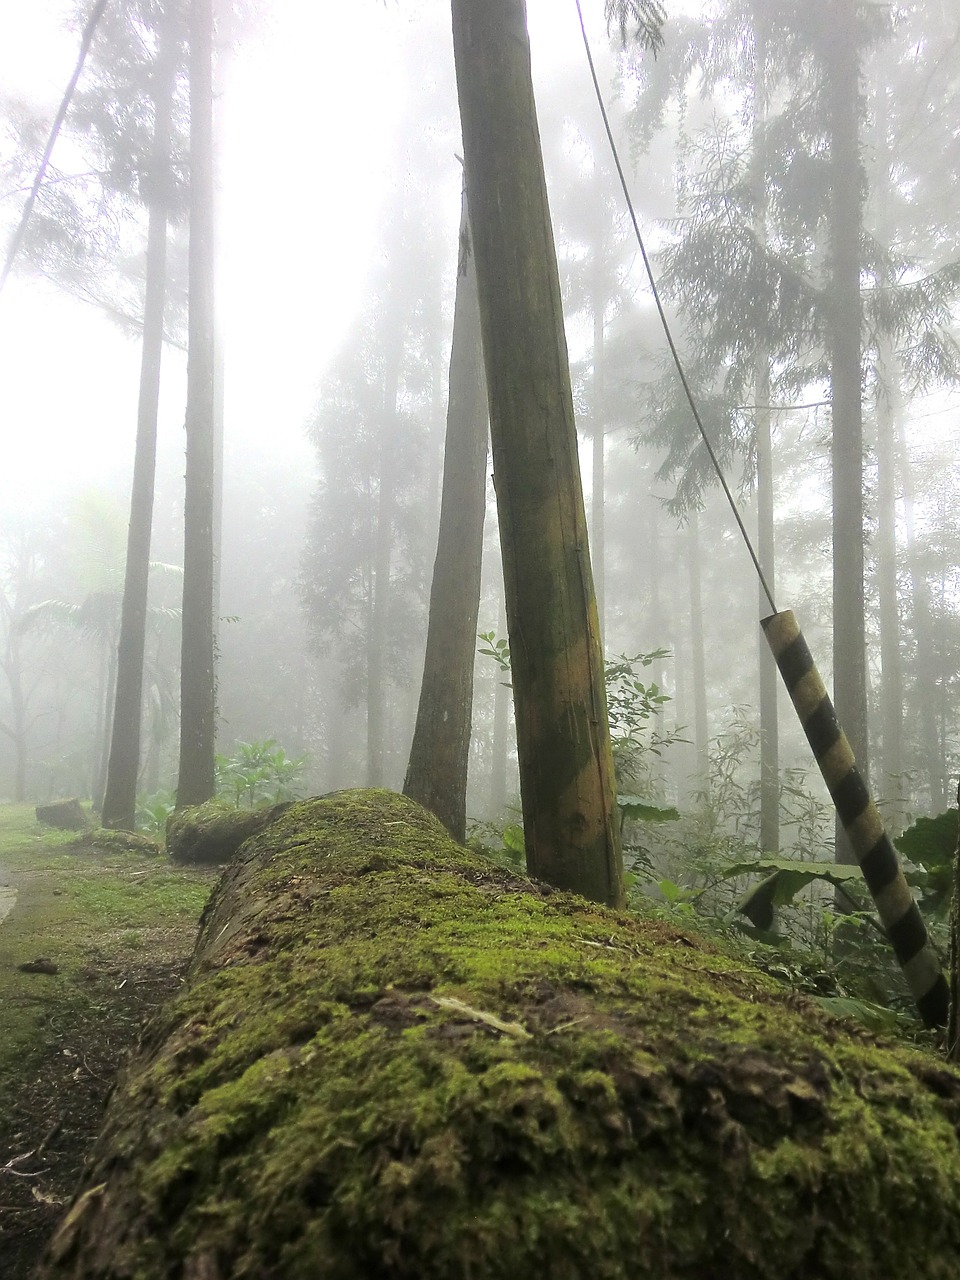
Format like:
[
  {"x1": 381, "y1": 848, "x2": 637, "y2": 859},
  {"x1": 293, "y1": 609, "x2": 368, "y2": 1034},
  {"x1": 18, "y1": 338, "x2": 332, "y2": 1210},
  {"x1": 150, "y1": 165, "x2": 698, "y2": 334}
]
[
  {"x1": 875, "y1": 344, "x2": 905, "y2": 823},
  {"x1": 451, "y1": 0, "x2": 624, "y2": 907},
  {"x1": 895, "y1": 419, "x2": 943, "y2": 810},
  {"x1": 592, "y1": 263, "x2": 606, "y2": 636},
  {"x1": 367, "y1": 329, "x2": 402, "y2": 788},
  {"x1": 0, "y1": 627, "x2": 29, "y2": 802},
  {"x1": 488, "y1": 593, "x2": 510, "y2": 818},
  {"x1": 645, "y1": 485, "x2": 668, "y2": 735},
  {"x1": 826, "y1": 0, "x2": 868, "y2": 860},
  {"x1": 102, "y1": 22, "x2": 175, "y2": 830},
  {"x1": 672, "y1": 554, "x2": 696, "y2": 806},
  {"x1": 404, "y1": 194, "x2": 489, "y2": 842},
  {"x1": 688, "y1": 512, "x2": 709, "y2": 786},
  {"x1": 756, "y1": 367, "x2": 779, "y2": 851},
  {"x1": 177, "y1": 0, "x2": 218, "y2": 809},
  {"x1": 752, "y1": 20, "x2": 778, "y2": 852},
  {"x1": 91, "y1": 640, "x2": 108, "y2": 803},
  {"x1": 93, "y1": 643, "x2": 118, "y2": 811},
  {"x1": 867, "y1": 73, "x2": 906, "y2": 830}
]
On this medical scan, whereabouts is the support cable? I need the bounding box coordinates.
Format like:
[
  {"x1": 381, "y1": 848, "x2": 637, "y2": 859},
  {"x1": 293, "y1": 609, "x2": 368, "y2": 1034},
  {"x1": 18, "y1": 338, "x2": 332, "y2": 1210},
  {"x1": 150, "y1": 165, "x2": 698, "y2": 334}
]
[
  {"x1": 574, "y1": 0, "x2": 777, "y2": 615},
  {"x1": 0, "y1": 0, "x2": 110, "y2": 297}
]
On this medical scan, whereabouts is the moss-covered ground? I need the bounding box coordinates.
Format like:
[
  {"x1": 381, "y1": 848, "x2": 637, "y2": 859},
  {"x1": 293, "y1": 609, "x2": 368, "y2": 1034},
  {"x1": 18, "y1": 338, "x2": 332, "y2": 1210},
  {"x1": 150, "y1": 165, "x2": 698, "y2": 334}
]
[
  {"x1": 39, "y1": 790, "x2": 960, "y2": 1280},
  {"x1": 0, "y1": 805, "x2": 216, "y2": 1278}
]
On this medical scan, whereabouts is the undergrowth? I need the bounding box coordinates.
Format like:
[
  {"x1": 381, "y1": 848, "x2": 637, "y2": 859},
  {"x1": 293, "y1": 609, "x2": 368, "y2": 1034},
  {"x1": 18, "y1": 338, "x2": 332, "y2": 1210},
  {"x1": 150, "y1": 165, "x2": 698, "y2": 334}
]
[{"x1": 0, "y1": 804, "x2": 213, "y2": 1107}]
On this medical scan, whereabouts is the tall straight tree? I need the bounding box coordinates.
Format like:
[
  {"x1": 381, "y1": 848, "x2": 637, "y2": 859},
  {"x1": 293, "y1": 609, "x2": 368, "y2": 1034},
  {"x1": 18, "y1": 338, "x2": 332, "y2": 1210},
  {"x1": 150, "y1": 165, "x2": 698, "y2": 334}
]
[
  {"x1": 102, "y1": 14, "x2": 177, "y2": 830},
  {"x1": 451, "y1": 0, "x2": 624, "y2": 906},
  {"x1": 826, "y1": 0, "x2": 868, "y2": 859},
  {"x1": 176, "y1": 0, "x2": 217, "y2": 808},
  {"x1": 404, "y1": 192, "x2": 489, "y2": 841},
  {"x1": 753, "y1": 19, "x2": 779, "y2": 854}
]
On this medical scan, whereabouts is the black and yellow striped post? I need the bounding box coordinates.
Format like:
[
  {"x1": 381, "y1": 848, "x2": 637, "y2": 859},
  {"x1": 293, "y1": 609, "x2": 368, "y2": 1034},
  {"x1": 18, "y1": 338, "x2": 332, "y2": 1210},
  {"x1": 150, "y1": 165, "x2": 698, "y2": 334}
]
[{"x1": 762, "y1": 609, "x2": 948, "y2": 1029}]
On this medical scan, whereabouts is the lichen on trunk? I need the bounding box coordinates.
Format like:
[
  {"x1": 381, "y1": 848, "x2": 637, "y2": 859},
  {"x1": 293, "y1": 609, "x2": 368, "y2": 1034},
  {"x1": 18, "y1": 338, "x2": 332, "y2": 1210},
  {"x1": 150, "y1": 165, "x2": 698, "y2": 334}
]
[{"x1": 41, "y1": 790, "x2": 960, "y2": 1280}]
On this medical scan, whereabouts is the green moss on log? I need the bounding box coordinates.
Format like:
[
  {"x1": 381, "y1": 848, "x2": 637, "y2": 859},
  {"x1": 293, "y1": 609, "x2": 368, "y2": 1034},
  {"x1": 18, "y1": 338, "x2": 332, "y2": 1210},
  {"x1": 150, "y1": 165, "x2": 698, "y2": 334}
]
[
  {"x1": 166, "y1": 800, "x2": 290, "y2": 865},
  {"x1": 43, "y1": 790, "x2": 960, "y2": 1279}
]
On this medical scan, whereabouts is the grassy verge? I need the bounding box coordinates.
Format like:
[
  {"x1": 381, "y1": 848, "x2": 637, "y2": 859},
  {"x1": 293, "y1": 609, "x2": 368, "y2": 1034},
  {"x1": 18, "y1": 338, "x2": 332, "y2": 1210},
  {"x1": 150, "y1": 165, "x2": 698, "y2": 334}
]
[{"x1": 0, "y1": 804, "x2": 217, "y2": 1279}]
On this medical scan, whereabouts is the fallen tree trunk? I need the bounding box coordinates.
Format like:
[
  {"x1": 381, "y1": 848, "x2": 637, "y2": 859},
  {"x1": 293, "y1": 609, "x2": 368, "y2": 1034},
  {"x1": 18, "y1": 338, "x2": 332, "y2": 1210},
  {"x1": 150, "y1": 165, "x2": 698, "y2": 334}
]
[
  {"x1": 42, "y1": 790, "x2": 960, "y2": 1279},
  {"x1": 165, "y1": 800, "x2": 291, "y2": 865}
]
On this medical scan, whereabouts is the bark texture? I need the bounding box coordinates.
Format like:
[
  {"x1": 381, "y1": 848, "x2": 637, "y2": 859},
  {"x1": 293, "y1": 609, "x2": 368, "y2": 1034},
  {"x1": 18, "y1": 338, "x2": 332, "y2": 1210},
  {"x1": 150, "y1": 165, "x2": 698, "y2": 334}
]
[
  {"x1": 403, "y1": 194, "x2": 489, "y2": 841},
  {"x1": 177, "y1": 0, "x2": 218, "y2": 809},
  {"x1": 451, "y1": 0, "x2": 623, "y2": 906},
  {"x1": 40, "y1": 789, "x2": 960, "y2": 1280}
]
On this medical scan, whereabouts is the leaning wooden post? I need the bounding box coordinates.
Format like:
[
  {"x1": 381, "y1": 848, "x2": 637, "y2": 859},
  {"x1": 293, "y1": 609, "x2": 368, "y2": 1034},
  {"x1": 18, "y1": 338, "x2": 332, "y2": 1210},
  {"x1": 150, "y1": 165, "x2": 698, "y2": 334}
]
[{"x1": 762, "y1": 609, "x2": 948, "y2": 1029}]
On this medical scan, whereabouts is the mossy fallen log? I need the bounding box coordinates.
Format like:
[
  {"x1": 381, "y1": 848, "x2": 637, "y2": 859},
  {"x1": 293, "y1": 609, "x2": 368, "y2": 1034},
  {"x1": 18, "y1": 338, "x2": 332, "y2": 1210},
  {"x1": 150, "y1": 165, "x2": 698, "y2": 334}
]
[
  {"x1": 41, "y1": 790, "x2": 960, "y2": 1280},
  {"x1": 165, "y1": 800, "x2": 290, "y2": 865}
]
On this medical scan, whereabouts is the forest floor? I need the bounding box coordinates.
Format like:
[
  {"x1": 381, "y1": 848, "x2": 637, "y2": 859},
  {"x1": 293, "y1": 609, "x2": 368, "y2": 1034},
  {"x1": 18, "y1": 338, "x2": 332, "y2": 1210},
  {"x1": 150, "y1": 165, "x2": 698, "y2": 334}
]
[{"x1": 0, "y1": 806, "x2": 216, "y2": 1279}]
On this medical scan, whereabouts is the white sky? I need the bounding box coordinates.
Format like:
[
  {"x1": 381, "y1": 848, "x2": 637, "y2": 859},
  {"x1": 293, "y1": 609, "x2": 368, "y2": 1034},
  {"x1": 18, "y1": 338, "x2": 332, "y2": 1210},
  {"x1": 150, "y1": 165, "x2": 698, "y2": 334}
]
[{"x1": 0, "y1": 0, "x2": 609, "y2": 515}]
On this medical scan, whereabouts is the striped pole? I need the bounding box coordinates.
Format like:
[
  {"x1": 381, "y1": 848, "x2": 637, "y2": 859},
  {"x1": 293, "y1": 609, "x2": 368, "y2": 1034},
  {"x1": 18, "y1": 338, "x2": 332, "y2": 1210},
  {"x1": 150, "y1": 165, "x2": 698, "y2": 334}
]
[{"x1": 762, "y1": 609, "x2": 948, "y2": 1029}]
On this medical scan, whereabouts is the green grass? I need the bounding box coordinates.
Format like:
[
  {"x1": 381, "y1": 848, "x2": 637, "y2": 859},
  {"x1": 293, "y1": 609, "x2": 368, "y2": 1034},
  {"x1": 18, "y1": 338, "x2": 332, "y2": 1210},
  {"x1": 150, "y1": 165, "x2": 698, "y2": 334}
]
[{"x1": 0, "y1": 803, "x2": 215, "y2": 1105}]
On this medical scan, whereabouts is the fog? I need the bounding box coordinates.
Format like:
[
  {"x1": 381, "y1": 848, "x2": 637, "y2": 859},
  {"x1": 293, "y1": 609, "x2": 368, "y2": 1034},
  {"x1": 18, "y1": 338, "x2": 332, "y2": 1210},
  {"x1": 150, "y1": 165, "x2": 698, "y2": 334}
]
[{"x1": 2, "y1": 0, "x2": 959, "y2": 873}]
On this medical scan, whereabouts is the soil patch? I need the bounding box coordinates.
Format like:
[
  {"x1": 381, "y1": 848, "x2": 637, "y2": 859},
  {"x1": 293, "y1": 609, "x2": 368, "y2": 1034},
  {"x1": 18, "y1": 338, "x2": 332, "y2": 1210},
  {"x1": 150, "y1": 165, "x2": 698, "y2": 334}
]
[
  {"x1": 0, "y1": 952, "x2": 189, "y2": 1278},
  {"x1": 0, "y1": 808, "x2": 216, "y2": 1280}
]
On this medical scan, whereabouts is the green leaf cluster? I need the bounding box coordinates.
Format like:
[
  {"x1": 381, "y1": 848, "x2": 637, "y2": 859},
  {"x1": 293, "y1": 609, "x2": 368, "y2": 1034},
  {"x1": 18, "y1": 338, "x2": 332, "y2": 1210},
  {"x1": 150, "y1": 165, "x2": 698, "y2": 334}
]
[{"x1": 215, "y1": 740, "x2": 308, "y2": 809}]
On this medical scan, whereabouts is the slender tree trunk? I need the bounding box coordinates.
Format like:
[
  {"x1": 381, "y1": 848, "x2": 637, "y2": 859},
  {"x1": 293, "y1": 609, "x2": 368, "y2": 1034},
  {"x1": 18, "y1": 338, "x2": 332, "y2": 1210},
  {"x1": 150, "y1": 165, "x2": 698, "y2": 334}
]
[
  {"x1": 94, "y1": 644, "x2": 118, "y2": 811},
  {"x1": 1, "y1": 633, "x2": 29, "y2": 802},
  {"x1": 102, "y1": 24, "x2": 175, "y2": 830},
  {"x1": 91, "y1": 642, "x2": 108, "y2": 803},
  {"x1": 688, "y1": 512, "x2": 709, "y2": 786},
  {"x1": 452, "y1": 0, "x2": 623, "y2": 906},
  {"x1": 752, "y1": 22, "x2": 778, "y2": 852},
  {"x1": 592, "y1": 265, "x2": 606, "y2": 636},
  {"x1": 426, "y1": 302, "x2": 447, "y2": 539},
  {"x1": 177, "y1": 0, "x2": 218, "y2": 809},
  {"x1": 645, "y1": 485, "x2": 668, "y2": 729},
  {"x1": 937, "y1": 543, "x2": 950, "y2": 809},
  {"x1": 756, "y1": 369, "x2": 779, "y2": 851},
  {"x1": 367, "y1": 330, "x2": 402, "y2": 788},
  {"x1": 211, "y1": 21, "x2": 229, "y2": 641},
  {"x1": 875, "y1": 344, "x2": 905, "y2": 822},
  {"x1": 826, "y1": 0, "x2": 868, "y2": 860},
  {"x1": 865, "y1": 74, "x2": 908, "y2": 829},
  {"x1": 895, "y1": 419, "x2": 942, "y2": 810},
  {"x1": 672, "y1": 562, "x2": 696, "y2": 806},
  {"x1": 488, "y1": 593, "x2": 510, "y2": 818},
  {"x1": 404, "y1": 193, "x2": 489, "y2": 842}
]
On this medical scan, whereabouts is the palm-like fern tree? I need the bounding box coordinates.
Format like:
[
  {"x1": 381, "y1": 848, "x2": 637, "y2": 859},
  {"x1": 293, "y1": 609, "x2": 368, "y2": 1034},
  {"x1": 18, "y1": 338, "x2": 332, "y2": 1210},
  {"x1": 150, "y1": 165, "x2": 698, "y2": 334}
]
[{"x1": 21, "y1": 495, "x2": 180, "y2": 807}]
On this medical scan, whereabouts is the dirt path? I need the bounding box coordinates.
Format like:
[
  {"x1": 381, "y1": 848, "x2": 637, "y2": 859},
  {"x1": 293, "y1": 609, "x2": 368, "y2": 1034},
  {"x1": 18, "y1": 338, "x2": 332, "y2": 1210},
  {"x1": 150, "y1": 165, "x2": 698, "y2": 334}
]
[{"x1": 0, "y1": 817, "x2": 215, "y2": 1279}]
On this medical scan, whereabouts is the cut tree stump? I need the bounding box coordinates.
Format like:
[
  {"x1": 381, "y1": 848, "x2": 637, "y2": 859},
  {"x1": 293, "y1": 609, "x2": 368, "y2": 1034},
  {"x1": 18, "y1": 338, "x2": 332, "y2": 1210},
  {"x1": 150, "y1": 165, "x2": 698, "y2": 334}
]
[
  {"x1": 40, "y1": 790, "x2": 960, "y2": 1280},
  {"x1": 35, "y1": 799, "x2": 89, "y2": 831}
]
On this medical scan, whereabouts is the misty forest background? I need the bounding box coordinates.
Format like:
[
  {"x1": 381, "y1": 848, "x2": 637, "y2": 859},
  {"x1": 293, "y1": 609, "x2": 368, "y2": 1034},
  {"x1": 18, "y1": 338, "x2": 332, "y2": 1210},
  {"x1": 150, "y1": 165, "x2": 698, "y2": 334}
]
[{"x1": 2, "y1": 0, "x2": 960, "y2": 1005}]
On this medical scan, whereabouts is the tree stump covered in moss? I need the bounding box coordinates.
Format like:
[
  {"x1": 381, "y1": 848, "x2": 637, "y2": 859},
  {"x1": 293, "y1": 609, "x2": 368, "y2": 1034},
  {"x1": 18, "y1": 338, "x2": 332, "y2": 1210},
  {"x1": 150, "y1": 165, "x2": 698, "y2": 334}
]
[
  {"x1": 35, "y1": 798, "x2": 89, "y2": 831},
  {"x1": 165, "y1": 800, "x2": 290, "y2": 865},
  {"x1": 42, "y1": 790, "x2": 960, "y2": 1280}
]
